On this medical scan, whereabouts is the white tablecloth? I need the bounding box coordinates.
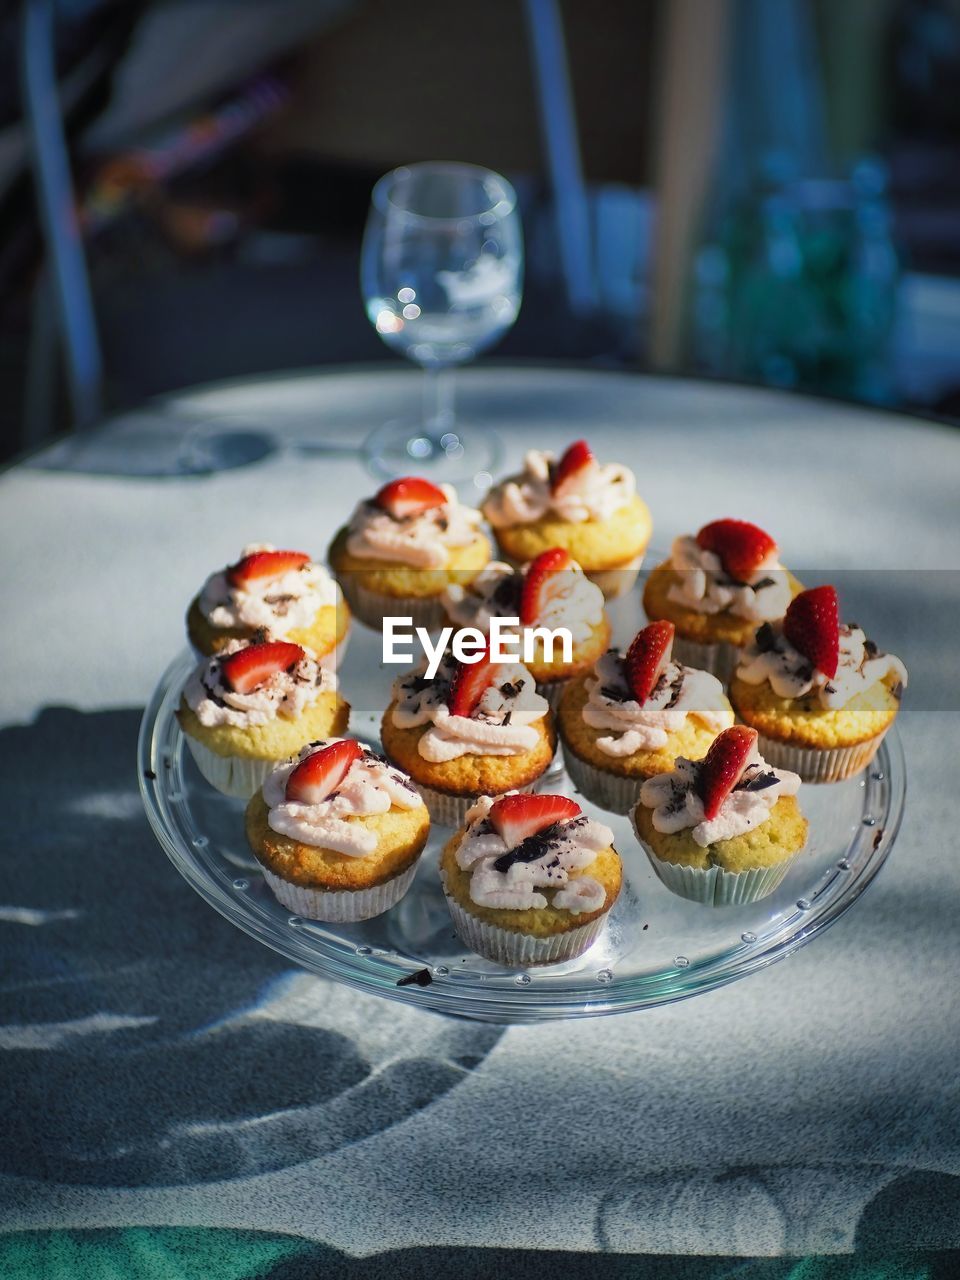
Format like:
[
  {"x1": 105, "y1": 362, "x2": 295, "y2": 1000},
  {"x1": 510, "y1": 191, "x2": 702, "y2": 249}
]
[{"x1": 2, "y1": 368, "x2": 959, "y2": 1268}]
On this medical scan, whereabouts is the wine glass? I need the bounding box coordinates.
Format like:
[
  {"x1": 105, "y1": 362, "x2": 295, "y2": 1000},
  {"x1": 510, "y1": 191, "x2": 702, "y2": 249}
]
[{"x1": 361, "y1": 161, "x2": 523, "y2": 480}]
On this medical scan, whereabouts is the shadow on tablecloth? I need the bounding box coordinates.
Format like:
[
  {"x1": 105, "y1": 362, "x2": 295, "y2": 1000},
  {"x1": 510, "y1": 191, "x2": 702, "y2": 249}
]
[{"x1": 0, "y1": 706, "x2": 503, "y2": 1188}]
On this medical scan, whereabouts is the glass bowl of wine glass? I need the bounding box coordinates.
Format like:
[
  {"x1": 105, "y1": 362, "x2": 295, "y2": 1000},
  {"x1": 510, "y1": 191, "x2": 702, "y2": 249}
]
[{"x1": 361, "y1": 161, "x2": 523, "y2": 481}]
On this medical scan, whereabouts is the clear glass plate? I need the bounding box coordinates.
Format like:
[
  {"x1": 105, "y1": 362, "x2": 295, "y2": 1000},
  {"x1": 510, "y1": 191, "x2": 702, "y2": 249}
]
[{"x1": 138, "y1": 642, "x2": 905, "y2": 1024}]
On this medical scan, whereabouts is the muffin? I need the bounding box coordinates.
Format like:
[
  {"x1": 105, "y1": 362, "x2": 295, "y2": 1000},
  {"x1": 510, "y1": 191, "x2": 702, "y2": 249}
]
[
  {"x1": 633, "y1": 725, "x2": 808, "y2": 906},
  {"x1": 559, "y1": 621, "x2": 735, "y2": 814},
  {"x1": 482, "y1": 440, "x2": 652, "y2": 598},
  {"x1": 328, "y1": 476, "x2": 490, "y2": 631},
  {"x1": 642, "y1": 519, "x2": 803, "y2": 681},
  {"x1": 729, "y1": 585, "x2": 907, "y2": 783},
  {"x1": 246, "y1": 738, "x2": 429, "y2": 922},
  {"x1": 187, "y1": 543, "x2": 350, "y2": 667},
  {"x1": 381, "y1": 644, "x2": 556, "y2": 826},
  {"x1": 177, "y1": 639, "x2": 350, "y2": 797},
  {"x1": 440, "y1": 792, "x2": 622, "y2": 965},
  {"x1": 444, "y1": 547, "x2": 610, "y2": 709}
]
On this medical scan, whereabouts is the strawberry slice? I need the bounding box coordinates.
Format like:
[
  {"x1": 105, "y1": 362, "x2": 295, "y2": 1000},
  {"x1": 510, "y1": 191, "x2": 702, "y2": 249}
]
[
  {"x1": 624, "y1": 621, "x2": 675, "y2": 704},
  {"x1": 697, "y1": 725, "x2": 759, "y2": 821},
  {"x1": 519, "y1": 546, "x2": 574, "y2": 624},
  {"x1": 488, "y1": 793, "x2": 582, "y2": 849},
  {"x1": 446, "y1": 640, "x2": 495, "y2": 718},
  {"x1": 551, "y1": 439, "x2": 595, "y2": 492},
  {"x1": 219, "y1": 640, "x2": 305, "y2": 694},
  {"x1": 695, "y1": 519, "x2": 778, "y2": 582},
  {"x1": 227, "y1": 549, "x2": 310, "y2": 588},
  {"x1": 783, "y1": 584, "x2": 839, "y2": 679},
  {"x1": 374, "y1": 476, "x2": 447, "y2": 519},
  {"x1": 285, "y1": 738, "x2": 362, "y2": 805}
]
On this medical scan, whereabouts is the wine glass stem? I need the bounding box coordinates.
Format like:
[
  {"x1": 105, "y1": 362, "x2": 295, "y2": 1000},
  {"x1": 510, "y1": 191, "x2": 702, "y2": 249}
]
[{"x1": 423, "y1": 365, "x2": 455, "y2": 438}]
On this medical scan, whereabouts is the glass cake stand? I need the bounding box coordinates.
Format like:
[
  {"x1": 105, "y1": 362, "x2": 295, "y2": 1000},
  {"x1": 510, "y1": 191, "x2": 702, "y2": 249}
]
[{"x1": 138, "y1": 641, "x2": 905, "y2": 1024}]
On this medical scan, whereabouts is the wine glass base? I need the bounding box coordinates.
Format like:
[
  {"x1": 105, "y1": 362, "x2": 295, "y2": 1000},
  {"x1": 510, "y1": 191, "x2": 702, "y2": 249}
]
[{"x1": 364, "y1": 418, "x2": 502, "y2": 484}]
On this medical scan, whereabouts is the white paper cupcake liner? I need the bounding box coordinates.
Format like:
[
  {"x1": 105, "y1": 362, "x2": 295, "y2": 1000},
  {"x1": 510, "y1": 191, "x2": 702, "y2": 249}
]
[
  {"x1": 630, "y1": 809, "x2": 799, "y2": 905},
  {"x1": 644, "y1": 851, "x2": 795, "y2": 906},
  {"x1": 182, "y1": 734, "x2": 276, "y2": 799},
  {"x1": 316, "y1": 622, "x2": 351, "y2": 671},
  {"x1": 441, "y1": 876, "x2": 609, "y2": 965},
  {"x1": 415, "y1": 778, "x2": 538, "y2": 828},
  {"x1": 336, "y1": 575, "x2": 447, "y2": 633},
  {"x1": 561, "y1": 747, "x2": 643, "y2": 814},
  {"x1": 754, "y1": 729, "x2": 888, "y2": 784},
  {"x1": 671, "y1": 636, "x2": 741, "y2": 685},
  {"x1": 585, "y1": 553, "x2": 645, "y2": 600},
  {"x1": 260, "y1": 859, "x2": 419, "y2": 922}
]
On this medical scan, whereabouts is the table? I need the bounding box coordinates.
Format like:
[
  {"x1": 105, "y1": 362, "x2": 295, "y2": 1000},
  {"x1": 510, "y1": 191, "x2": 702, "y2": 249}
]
[{"x1": 2, "y1": 367, "x2": 959, "y2": 1278}]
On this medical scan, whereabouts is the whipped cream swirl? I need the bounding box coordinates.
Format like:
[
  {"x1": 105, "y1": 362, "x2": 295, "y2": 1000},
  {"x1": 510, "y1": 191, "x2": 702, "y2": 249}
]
[
  {"x1": 582, "y1": 651, "x2": 732, "y2": 756},
  {"x1": 391, "y1": 654, "x2": 549, "y2": 761},
  {"x1": 445, "y1": 559, "x2": 605, "y2": 644},
  {"x1": 263, "y1": 740, "x2": 425, "y2": 856},
  {"x1": 454, "y1": 794, "x2": 613, "y2": 913},
  {"x1": 666, "y1": 535, "x2": 792, "y2": 621},
  {"x1": 346, "y1": 484, "x2": 483, "y2": 569},
  {"x1": 199, "y1": 543, "x2": 340, "y2": 636},
  {"x1": 483, "y1": 449, "x2": 635, "y2": 527},
  {"x1": 736, "y1": 620, "x2": 907, "y2": 711},
  {"x1": 184, "y1": 641, "x2": 335, "y2": 729},
  {"x1": 639, "y1": 744, "x2": 801, "y2": 847}
]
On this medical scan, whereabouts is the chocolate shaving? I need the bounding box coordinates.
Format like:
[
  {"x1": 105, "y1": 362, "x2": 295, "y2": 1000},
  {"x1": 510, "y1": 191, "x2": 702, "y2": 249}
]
[
  {"x1": 873, "y1": 828, "x2": 884, "y2": 849},
  {"x1": 493, "y1": 822, "x2": 565, "y2": 873},
  {"x1": 143, "y1": 769, "x2": 157, "y2": 781},
  {"x1": 499, "y1": 681, "x2": 522, "y2": 699},
  {"x1": 737, "y1": 770, "x2": 779, "y2": 792},
  {"x1": 755, "y1": 623, "x2": 776, "y2": 653},
  {"x1": 600, "y1": 684, "x2": 631, "y2": 703},
  {"x1": 396, "y1": 968, "x2": 433, "y2": 988},
  {"x1": 752, "y1": 577, "x2": 776, "y2": 591},
  {"x1": 665, "y1": 672, "x2": 685, "y2": 709},
  {"x1": 502, "y1": 710, "x2": 512, "y2": 726}
]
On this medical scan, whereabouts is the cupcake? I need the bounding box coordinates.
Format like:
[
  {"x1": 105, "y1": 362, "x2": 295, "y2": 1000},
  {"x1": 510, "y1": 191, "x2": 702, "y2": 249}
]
[
  {"x1": 328, "y1": 477, "x2": 490, "y2": 631},
  {"x1": 177, "y1": 639, "x2": 350, "y2": 797},
  {"x1": 444, "y1": 547, "x2": 610, "y2": 709},
  {"x1": 186, "y1": 543, "x2": 350, "y2": 668},
  {"x1": 729, "y1": 585, "x2": 907, "y2": 783},
  {"x1": 246, "y1": 738, "x2": 430, "y2": 922},
  {"x1": 440, "y1": 792, "x2": 622, "y2": 966},
  {"x1": 482, "y1": 440, "x2": 652, "y2": 598},
  {"x1": 633, "y1": 725, "x2": 808, "y2": 906},
  {"x1": 642, "y1": 519, "x2": 803, "y2": 681},
  {"x1": 381, "y1": 643, "x2": 556, "y2": 826},
  {"x1": 559, "y1": 621, "x2": 735, "y2": 814}
]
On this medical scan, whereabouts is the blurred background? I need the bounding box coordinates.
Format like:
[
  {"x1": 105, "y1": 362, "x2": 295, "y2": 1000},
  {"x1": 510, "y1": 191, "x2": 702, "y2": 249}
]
[{"x1": 3, "y1": 0, "x2": 960, "y2": 463}]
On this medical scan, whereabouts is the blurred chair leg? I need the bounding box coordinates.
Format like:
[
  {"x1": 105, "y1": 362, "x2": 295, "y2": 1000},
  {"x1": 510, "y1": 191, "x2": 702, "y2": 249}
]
[
  {"x1": 523, "y1": 0, "x2": 598, "y2": 317},
  {"x1": 20, "y1": 0, "x2": 103, "y2": 430},
  {"x1": 24, "y1": 267, "x2": 58, "y2": 448}
]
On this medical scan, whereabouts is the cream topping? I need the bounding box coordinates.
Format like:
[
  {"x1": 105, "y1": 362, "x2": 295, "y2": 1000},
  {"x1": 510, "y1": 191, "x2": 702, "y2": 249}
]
[
  {"x1": 666, "y1": 535, "x2": 792, "y2": 621},
  {"x1": 582, "y1": 651, "x2": 733, "y2": 756},
  {"x1": 736, "y1": 620, "x2": 908, "y2": 711},
  {"x1": 482, "y1": 449, "x2": 635, "y2": 527},
  {"x1": 444, "y1": 559, "x2": 605, "y2": 644},
  {"x1": 345, "y1": 484, "x2": 483, "y2": 569},
  {"x1": 454, "y1": 794, "x2": 613, "y2": 913},
  {"x1": 639, "y1": 744, "x2": 801, "y2": 847},
  {"x1": 262, "y1": 740, "x2": 424, "y2": 856},
  {"x1": 391, "y1": 655, "x2": 549, "y2": 761},
  {"x1": 184, "y1": 641, "x2": 336, "y2": 728},
  {"x1": 199, "y1": 543, "x2": 340, "y2": 636}
]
